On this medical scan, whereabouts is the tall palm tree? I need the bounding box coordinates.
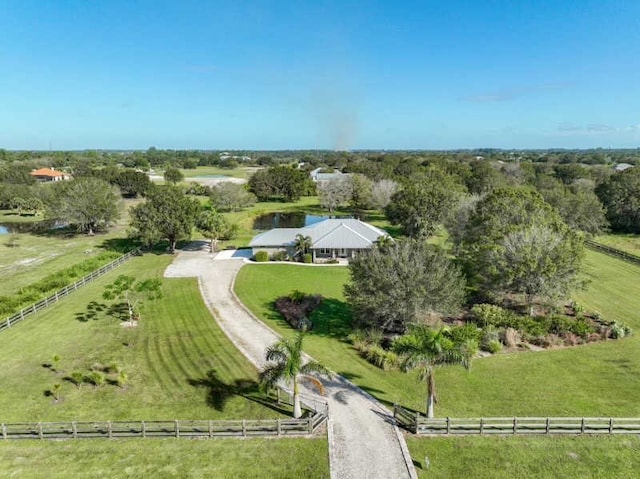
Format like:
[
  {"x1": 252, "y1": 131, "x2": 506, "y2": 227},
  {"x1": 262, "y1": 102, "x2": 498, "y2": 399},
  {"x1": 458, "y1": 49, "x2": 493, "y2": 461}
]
[
  {"x1": 394, "y1": 325, "x2": 476, "y2": 418},
  {"x1": 293, "y1": 234, "x2": 313, "y2": 261},
  {"x1": 260, "y1": 332, "x2": 331, "y2": 418}
]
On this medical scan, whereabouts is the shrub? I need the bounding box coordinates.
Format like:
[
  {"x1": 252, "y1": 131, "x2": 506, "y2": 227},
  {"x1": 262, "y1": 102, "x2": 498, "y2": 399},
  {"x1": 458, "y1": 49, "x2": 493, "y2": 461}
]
[
  {"x1": 274, "y1": 293, "x2": 323, "y2": 330},
  {"x1": 471, "y1": 304, "x2": 518, "y2": 328},
  {"x1": 365, "y1": 345, "x2": 398, "y2": 370},
  {"x1": 571, "y1": 317, "x2": 595, "y2": 339},
  {"x1": 480, "y1": 326, "x2": 501, "y2": 352},
  {"x1": 609, "y1": 321, "x2": 633, "y2": 339},
  {"x1": 254, "y1": 250, "x2": 269, "y2": 262},
  {"x1": 303, "y1": 253, "x2": 312, "y2": 263},
  {"x1": 447, "y1": 323, "x2": 482, "y2": 344},
  {"x1": 270, "y1": 250, "x2": 289, "y2": 262},
  {"x1": 486, "y1": 339, "x2": 502, "y2": 354},
  {"x1": 326, "y1": 258, "x2": 339, "y2": 264}
]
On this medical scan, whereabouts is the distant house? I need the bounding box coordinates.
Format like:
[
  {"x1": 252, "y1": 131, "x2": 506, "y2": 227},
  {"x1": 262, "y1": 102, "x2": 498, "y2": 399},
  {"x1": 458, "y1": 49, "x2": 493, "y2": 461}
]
[
  {"x1": 30, "y1": 167, "x2": 68, "y2": 182},
  {"x1": 309, "y1": 167, "x2": 350, "y2": 183},
  {"x1": 614, "y1": 163, "x2": 634, "y2": 172},
  {"x1": 249, "y1": 218, "x2": 390, "y2": 261}
]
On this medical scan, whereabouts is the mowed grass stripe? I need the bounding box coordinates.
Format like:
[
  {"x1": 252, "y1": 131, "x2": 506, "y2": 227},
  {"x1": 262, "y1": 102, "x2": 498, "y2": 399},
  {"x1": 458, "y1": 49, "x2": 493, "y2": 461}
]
[{"x1": 0, "y1": 254, "x2": 282, "y2": 421}]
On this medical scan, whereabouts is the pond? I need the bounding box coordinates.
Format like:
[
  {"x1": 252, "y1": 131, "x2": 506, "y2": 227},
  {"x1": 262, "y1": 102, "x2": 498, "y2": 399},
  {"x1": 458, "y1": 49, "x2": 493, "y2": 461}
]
[
  {"x1": 253, "y1": 212, "x2": 330, "y2": 230},
  {"x1": 0, "y1": 220, "x2": 66, "y2": 235}
]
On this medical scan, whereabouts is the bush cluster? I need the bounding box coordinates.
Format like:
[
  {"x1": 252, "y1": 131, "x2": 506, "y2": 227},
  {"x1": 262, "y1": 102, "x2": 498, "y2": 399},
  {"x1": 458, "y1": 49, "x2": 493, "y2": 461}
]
[
  {"x1": 274, "y1": 291, "x2": 323, "y2": 330},
  {"x1": 469, "y1": 303, "x2": 632, "y2": 350},
  {"x1": 348, "y1": 329, "x2": 398, "y2": 370},
  {"x1": 254, "y1": 250, "x2": 269, "y2": 262}
]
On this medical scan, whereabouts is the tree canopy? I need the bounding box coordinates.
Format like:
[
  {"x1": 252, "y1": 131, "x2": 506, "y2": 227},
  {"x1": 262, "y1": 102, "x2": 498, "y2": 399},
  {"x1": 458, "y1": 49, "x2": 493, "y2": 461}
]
[
  {"x1": 129, "y1": 185, "x2": 200, "y2": 252},
  {"x1": 385, "y1": 170, "x2": 463, "y2": 238},
  {"x1": 344, "y1": 240, "x2": 466, "y2": 334},
  {"x1": 458, "y1": 187, "x2": 584, "y2": 307},
  {"x1": 48, "y1": 177, "x2": 121, "y2": 234},
  {"x1": 596, "y1": 167, "x2": 640, "y2": 233}
]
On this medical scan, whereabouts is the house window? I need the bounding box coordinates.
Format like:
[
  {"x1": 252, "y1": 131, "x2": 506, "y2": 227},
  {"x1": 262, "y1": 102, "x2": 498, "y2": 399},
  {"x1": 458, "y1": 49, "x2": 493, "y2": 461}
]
[{"x1": 317, "y1": 248, "x2": 332, "y2": 257}]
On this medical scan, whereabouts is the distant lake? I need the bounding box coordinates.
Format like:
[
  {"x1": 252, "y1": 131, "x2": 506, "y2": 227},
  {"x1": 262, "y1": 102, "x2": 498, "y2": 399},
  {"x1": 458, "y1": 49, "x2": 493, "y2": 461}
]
[{"x1": 253, "y1": 212, "x2": 329, "y2": 230}]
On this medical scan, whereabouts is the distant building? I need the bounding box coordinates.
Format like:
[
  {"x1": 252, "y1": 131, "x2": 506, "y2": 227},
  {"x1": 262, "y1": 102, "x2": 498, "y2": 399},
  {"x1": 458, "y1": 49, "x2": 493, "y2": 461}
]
[
  {"x1": 310, "y1": 168, "x2": 350, "y2": 183},
  {"x1": 614, "y1": 163, "x2": 634, "y2": 172},
  {"x1": 30, "y1": 167, "x2": 68, "y2": 182}
]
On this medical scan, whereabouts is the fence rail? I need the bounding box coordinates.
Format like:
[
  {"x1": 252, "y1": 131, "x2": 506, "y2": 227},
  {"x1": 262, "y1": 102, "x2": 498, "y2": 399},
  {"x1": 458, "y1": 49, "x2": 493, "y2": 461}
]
[
  {"x1": 393, "y1": 405, "x2": 640, "y2": 435},
  {"x1": 585, "y1": 240, "x2": 640, "y2": 266},
  {"x1": 0, "y1": 413, "x2": 327, "y2": 441},
  {"x1": 1, "y1": 250, "x2": 139, "y2": 334}
]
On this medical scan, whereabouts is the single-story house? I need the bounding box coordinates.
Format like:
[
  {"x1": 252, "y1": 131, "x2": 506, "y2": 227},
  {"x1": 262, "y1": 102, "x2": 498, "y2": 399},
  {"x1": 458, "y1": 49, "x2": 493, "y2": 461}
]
[
  {"x1": 30, "y1": 167, "x2": 68, "y2": 182},
  {"x1": 309, "y1": 167, "x2": 350, "y2": 183},
  {"x1": 249, "y1": 218, "x2": 390, "y2": 261}
]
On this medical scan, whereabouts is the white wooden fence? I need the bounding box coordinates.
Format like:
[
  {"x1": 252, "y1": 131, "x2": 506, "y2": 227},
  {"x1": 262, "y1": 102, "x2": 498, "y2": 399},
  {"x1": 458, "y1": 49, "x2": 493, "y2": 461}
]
[
  {"x1": 393, "y1": 405, "x2": 640, "y2": 435},
  {"x1": 0, "y1": 413, "x2": 327, "y2": 440},
  {"x1": 0, "y1": 250, "x2": 138, "y2": 333}
]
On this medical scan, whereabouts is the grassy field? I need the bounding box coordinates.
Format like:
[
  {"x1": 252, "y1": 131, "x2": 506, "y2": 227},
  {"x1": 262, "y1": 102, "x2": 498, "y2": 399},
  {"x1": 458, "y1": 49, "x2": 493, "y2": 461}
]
[
  {"x1": 0, "y1": 209, "x2": 43, "y2": 223},
  {"x1": 235, "y1": 249, "x2": 640, "y2": 416},
  {"x1": 0, "y1": 254, "x2": 286, "y2": 422},
  {"x1": 178, "y1": 165, "x2": 256, "y2": 179},
  {"x1": 0, "y1": 438, "x2": 329, "y2": 479},
  {"x1": 0, "y1": 199, "x2": 139, "y2": 297},
  {"x1": 406, "y1": 435, "x2": 640, "y2": 479},
  {"x1": 595, "y1": 233, "x2": 640, "y2": 256}
]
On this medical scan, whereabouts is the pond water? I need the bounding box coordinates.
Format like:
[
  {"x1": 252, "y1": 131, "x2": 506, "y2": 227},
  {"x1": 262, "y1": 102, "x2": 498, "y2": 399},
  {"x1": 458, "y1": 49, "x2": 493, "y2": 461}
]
[
  {"x1": 0, "y1": 220, "x2": 65, "y2": 235},
  {"x1": 253, "y1": 212, "x2": 329, "y2": 230}
]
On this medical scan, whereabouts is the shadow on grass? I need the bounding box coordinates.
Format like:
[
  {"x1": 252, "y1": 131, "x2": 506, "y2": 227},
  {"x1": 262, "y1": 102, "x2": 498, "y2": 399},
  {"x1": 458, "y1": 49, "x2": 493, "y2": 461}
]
[
  {"x1": 188, "y1": 369, "x2": 291, "y2": 415},
  {"x1": 75, "y1": 301, "x2": 107, "y2": 322}
]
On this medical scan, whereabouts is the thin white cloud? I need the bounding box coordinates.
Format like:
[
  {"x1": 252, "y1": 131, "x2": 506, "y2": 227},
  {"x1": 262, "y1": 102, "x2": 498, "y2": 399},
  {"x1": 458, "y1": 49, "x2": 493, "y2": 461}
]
[{"x1": 462, "y1": 83, "x2": 573, "y2": 103}]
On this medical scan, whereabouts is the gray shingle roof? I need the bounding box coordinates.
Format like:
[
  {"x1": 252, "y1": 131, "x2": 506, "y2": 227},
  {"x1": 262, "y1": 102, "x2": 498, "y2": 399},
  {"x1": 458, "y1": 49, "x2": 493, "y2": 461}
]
[{"x1": 249, "y1": 218, "x2": 388, "y2": 249}]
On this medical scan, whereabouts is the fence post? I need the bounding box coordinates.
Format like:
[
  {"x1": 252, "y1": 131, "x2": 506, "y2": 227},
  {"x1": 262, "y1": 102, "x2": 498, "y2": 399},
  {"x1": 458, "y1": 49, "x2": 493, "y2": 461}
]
[
  {"x1": 414, "y1": 413, "x2": 419, "y2": 434},
  {"x1": 580, "y1": 418, "x2": 585, "y2": 434},
  {"x1": 20, "y1": 309, "x2": 24, "y2": 321},
  {"x1": 446, "y1": 417, "x2": 450, "y2": 435},
  {"x1": 108, "y1": 421, "x2": 112, "y2": 439},
  {"x1": 55, "y1": 291, "x2": 59, "y2": 302},
  {"x1": 209, "y1": 420, "x2": 213, "y2": 438},
  {"x1": 72, "y1": 422, "x2": 77, "y2": 439},
  {"x1": 277, "y1": 388, "x2": 281, "y2": 404},
  {"x1": 308, "y1": 416, "x2": 313, "y2": 434},
  {"x1": 609, "y1": 418, "x2": 613, "y2": 434},
  {"x1": 142, "y1": 421, "x2": 146, "y2": 438},
  {"x1": 242, "y1": 420, "x2": 246, "y2": 437},
  {"x1": 1, "y1": 423, "x2": 6, "y2": 440},
  {"x1": 32, "y1": 304, "x2": 37, "y2": 314},
  {"x1": 513, "y1": 417, "x2": 517, "y2": 434},
  {"x1": 5, "y1": 319, "x2": 9, "y2": 329},
  {"x1": 480, "y1": 417, "x2": 484, "y2": 435},
  {"x1": 175, "y1": 420, "x2": 179, "y2": 438},
  {"x1": 38, "y1": 422, "x2": 43, "y2": 439},
  {"x1": 546, "y1": 417, "x2": 550, "y2": 434},
  {"x1": 277, "y1": 419, "x2": 282, "y2": 436}
]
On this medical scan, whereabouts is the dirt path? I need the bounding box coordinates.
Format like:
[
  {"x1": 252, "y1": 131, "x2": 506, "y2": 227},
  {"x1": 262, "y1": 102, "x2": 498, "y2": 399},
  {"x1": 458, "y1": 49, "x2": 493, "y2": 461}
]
[{"x1": 164, "y1": 250, "x2": 416, "y2": 479}]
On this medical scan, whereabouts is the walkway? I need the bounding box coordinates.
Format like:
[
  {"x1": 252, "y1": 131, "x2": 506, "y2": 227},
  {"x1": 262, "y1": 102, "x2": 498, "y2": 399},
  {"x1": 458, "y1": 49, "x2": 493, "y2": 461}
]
[{"x1": 164, "y1": 249, "x2": 416, "y2": 479}]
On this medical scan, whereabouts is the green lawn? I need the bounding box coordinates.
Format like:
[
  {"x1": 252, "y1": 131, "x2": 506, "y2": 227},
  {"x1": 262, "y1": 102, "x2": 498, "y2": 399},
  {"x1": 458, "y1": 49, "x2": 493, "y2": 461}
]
[
  {"x1": 0, "y1": 199, "x2": 139, "y2": 297},
  {"x1": 235, "y1": 250, "x2": 640, "y2": 416},
  {"x1": 0, "y1": 254, "x2": 284, "y2": 422},
  {"x1": 406, "y1": 435, "x2": 640, "y2": 479},
  {"x1": 595, "y1": 233, "x2": 640, "y2": 256},
  {"x1": 179, "y1": 165, "x2": 255, "y2": 179},
  {"x1": 0, "y1": 438, "x2": 329, "y2": 479}
]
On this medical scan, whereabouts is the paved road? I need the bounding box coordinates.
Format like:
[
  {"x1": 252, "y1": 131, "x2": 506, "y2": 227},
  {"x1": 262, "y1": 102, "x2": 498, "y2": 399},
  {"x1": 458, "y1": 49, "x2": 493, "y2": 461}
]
[{"x1": 165, "y1": 250, "x2": 416, "y2": 479}]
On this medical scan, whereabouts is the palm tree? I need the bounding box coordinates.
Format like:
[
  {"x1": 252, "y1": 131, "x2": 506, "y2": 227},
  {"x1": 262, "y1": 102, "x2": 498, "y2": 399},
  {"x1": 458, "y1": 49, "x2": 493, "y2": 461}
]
[
  {"x1": 394, "y1": 325, "x2": 476, "y2": 418},
  {"x1": 260, "y1": 332, "x2": 331, "y2": 418},
  {"x1": 293, "y1": 234, "x2": 313, "y2": 261}
]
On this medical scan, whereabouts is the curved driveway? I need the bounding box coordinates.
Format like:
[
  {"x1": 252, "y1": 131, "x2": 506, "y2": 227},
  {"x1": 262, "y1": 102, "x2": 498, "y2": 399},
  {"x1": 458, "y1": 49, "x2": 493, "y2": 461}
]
[{"x1": 165, "y1": 249, "x2": 416, "y2": 479}]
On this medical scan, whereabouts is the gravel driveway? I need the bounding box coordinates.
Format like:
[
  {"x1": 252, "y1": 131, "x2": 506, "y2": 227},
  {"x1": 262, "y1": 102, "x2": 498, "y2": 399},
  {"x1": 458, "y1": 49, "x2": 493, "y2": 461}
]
[{"x1": 165, "y1": 249, "x2": 416, "y2": 479}]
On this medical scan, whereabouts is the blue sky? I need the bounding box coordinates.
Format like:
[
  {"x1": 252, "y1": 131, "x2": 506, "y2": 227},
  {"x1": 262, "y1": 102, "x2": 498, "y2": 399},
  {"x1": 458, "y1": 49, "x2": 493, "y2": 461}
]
[{"x1": 1, "y1": 1, "x2": 640, "y2": 150}]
